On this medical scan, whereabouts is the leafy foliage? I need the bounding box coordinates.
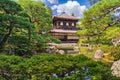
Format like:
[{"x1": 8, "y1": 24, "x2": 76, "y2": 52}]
[
  {"x1": 18, "y1": 0, "x2": 59, "y2": 51},
  {"x1": 0, "y1": 54, "x2": 119, "y2": 80},
  {"x1": 79, "y1": 0, "x2": 120, "y2": 44},
  {"x1": 0, "y1": 0, "x2": 34, "y2": 55},
  {"x1": 88, "y1": 0, "x2": 100, "y2": 5},
  {"x1": 0, "y1": 0, "x2": 57, "y2": 55}
]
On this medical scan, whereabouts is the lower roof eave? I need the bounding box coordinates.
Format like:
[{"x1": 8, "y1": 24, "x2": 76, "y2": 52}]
[{"x1": 50, "y1": 29, "x2": 78, "y2": 33}]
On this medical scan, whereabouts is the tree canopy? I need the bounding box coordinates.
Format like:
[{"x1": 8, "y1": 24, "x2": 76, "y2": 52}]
[
  {"x1": 0, "y1": 0, "x2": 58, "y2": 55},
  {"x1": 88, "y1": 0, "x2": 100, "y2": 5},
  {"x1": 78, "y1": 0, "x2": 120, "y2": 45},
  {"x1": 18, "y1": 0, "x2": 60, "y2": 51},
  {"x1": 0, "y1": 0, "x2": 34, "y2": 54},
  {"x1": 0, "y1": 54, "x2": 119, "y2": 80},
  {"x1": 19, "y1": 0, "x2": 52, "y2": 34}
]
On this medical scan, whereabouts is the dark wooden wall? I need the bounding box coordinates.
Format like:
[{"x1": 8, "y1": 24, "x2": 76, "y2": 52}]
[{"x1": 53, "y1": 20, "x2": 78, "y2": 30}]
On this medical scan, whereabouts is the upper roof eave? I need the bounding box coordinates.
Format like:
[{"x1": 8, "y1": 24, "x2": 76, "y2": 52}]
[
  {"x1": 53, "y1": 13, "x2": 79, "y2": 21},
  {"x1": 53, "y1": 16, "x2": 79, "y2": 21}
]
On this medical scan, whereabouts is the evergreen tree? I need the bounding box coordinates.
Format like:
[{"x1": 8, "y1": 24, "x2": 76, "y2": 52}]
[
  {"x1": 78, "y1": 0, "x2": 120, "y2": 54},
  {"x1": 88, "y1": 0, "x2": 100, "y2": 5},
  {"x1": 0, "y1": 0, "x2": 33, "y2": 53},
  {"x1": 18, "y1": 0, "x2": 60, "y2": 52}
]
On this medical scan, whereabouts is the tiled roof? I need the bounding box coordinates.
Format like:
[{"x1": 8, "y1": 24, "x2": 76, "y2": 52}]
[{"x1": 53, "y1": 13, "x2": 79, "y2": 20}]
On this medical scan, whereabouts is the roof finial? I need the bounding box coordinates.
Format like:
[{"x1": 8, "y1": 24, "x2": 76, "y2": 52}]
[
  {"x1": 62, "y1": 11, "x2": 65, "y2": 14},
  {"x1": 72, "y1": 13, "x2": 75, "y2": 17},
  {"x1": 61, "y1": 9, "x2": 66, "y2": 14}
]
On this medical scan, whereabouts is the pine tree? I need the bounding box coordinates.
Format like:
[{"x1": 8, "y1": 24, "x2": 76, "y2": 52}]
[{"x1": 88, "y1": 0, "x2": 100, "y2": 5}]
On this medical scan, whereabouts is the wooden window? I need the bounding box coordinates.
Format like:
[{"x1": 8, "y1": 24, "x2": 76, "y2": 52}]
[
  {"x1": 60, "y1": 22, "x2": 63, "y2": 26},
  {"x1": 72, "y1": 23, "x2": 74, "y2": 26},
  {"x1": 66, "y1": 22, "x2": 69, "y2": 26}
]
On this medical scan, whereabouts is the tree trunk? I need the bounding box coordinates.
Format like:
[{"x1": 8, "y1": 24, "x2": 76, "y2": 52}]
[
  {"x1": 0, "y1": 24, "x2": 13, "y2": 51},
  {"x1": 28, "y1": 27, "x2": 31, "y2": 40}
]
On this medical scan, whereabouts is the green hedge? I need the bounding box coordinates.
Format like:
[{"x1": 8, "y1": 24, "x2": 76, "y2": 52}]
[{"x1": 0, "y1": 54, "x2": 119, "y2": 80}]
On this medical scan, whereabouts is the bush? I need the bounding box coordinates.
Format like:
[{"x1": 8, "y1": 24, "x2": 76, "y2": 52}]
[{"x1": 0, "y1": 54, "x2": 119, "y2": 80}]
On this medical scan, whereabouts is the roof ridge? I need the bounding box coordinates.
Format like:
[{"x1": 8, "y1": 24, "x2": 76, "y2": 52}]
[
  {"x1": 59, "y1": 13, "x2": 75, "y2": 18},
  {"x1": 53, "y1": 13, "x2": 79, "y2": 20}
]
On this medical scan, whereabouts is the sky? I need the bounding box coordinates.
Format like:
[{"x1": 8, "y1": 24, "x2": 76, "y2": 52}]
[{"x1": 36, "y1": 0, "x2": 90, "y2": 18}]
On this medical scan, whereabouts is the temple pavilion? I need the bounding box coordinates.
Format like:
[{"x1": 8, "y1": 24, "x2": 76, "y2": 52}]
[{"x1": 50, "y1": 13, "x2": 80, "y2": 43}]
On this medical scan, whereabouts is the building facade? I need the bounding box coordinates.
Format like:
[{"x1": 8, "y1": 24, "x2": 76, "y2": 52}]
[{"x1": 50, "y1": 13, "x2": 80, "y2": 43}]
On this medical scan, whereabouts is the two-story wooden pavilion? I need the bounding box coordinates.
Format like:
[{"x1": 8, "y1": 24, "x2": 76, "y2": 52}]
[{"x1": 50, "y1": 13, "x2": 80, "y2": 43}]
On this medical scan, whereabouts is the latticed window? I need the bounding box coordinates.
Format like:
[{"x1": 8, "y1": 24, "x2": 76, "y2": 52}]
[
  {"x1": 72, "y1": 23, "x2": 74, "y2": 26},
  {"x1": 66, "y1": 22, "x2": 69, "y2": 26},
  {"x1": 60, "y1": 22, "x2": 63, "y2": 26}
]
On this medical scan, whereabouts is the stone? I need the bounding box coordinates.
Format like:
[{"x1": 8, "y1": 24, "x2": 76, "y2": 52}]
[
  {"x1": 111, "y1": 60, "x2": 120, "y2": 77},
  {"x1": 112, "y1": 37, "x2": 120, "y2": 47},
  {"x1": 56, "y1": 49, "x2": 65, "y2": 55},
  {"x1": 94, "y1": 49, "x2": 103, "y2": 60},
  {"x1": 74, "y1": 46, "x2": 79, "y2": 51}
]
